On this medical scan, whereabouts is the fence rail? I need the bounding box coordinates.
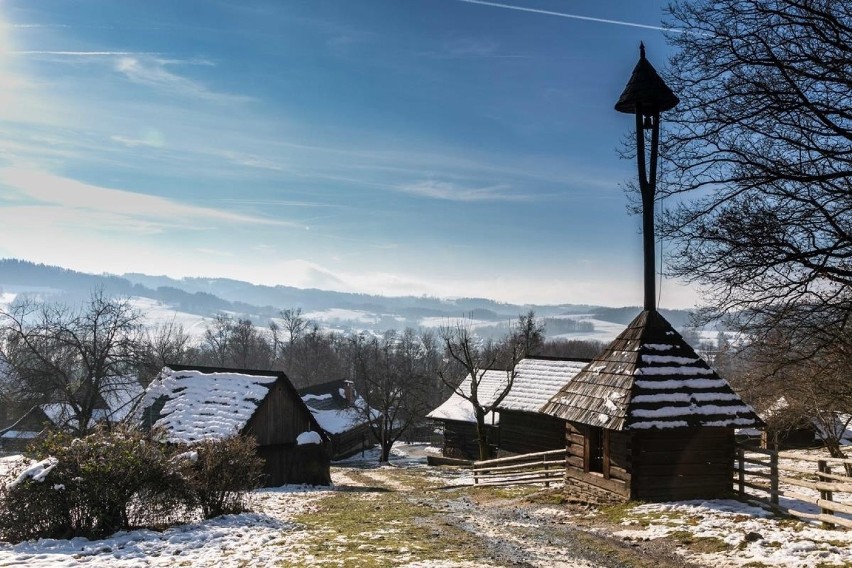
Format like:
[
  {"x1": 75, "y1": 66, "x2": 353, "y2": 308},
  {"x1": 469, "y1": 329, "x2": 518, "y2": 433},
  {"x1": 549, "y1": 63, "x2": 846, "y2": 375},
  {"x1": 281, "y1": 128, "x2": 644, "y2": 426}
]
[
  {"x1": 472, "y1": 449, "x2": 566, "y2": 487},
  {"x1": 734, "y1": 444, "x2": 852, "y2": 529}
]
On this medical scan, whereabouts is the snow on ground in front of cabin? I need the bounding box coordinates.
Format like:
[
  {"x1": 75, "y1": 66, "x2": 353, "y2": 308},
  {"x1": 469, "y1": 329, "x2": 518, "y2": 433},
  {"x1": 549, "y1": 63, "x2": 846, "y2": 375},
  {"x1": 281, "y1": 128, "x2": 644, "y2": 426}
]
[
  {"x1": 2, "y1": 445, "x2": 851, "y2": 567},
  {"x1": 614, "y1": 498, "x2": 852, "y2": 568}
]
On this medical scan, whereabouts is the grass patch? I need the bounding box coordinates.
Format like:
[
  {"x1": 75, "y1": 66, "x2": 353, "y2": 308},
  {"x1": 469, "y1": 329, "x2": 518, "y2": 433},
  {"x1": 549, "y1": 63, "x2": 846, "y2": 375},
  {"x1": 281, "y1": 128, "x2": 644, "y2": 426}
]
[
  {"x1": 468, "y1": 485, "x2": 540, "y2": 502},
  {"x1": 668, "y1": 530, "x2": 729, "y2": 553},
  {"x1": 287, "y1": 489, "x2": 479, "y2": 567},
  {"x1": 597, "y1": 501, "x2": 642, "y2": 524}
]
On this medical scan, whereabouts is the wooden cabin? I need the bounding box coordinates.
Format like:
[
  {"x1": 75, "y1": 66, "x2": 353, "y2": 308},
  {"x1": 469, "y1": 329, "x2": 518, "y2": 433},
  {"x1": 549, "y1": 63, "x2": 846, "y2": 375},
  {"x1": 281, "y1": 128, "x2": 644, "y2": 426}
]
[
  {"x1": 427, "y1": 370, "x2": 507, "y2": 460},
  {"x1": 541, "y1": 310, "x2": 763, "y2": 502},
  {"x1": 139, "y1": 365, "x2": 330, "y2": 486},
  {"x1": 299, "y1": 379, "x2": 374, "y2": 460},
  {"x1": 0, "y1": 406, "x2": 51, "y2": 453},
  {"x1": 497, "y1": 356, "x2": 590, "y2": 455}
]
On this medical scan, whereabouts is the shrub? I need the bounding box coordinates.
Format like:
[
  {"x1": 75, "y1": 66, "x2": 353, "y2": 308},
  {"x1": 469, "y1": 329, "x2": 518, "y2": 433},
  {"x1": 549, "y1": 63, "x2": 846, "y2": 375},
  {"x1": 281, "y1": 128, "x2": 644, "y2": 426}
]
[
  {"x1": 180, "y1": 435, "x2": 265, "y2": 519},
  {"x1": 0, "y1": 426, "x2": 180, "y2": 541},
  {"x1": 0, "y1": 430, "x2": 265, "y2": 542}
]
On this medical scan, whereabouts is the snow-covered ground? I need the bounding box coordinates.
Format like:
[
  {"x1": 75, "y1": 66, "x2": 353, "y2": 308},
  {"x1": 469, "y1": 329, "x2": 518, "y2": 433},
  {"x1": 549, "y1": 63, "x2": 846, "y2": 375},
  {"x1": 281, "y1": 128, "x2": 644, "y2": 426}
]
[{"x1": 1, "y1": 445, "x2": 851, "y2": 567}]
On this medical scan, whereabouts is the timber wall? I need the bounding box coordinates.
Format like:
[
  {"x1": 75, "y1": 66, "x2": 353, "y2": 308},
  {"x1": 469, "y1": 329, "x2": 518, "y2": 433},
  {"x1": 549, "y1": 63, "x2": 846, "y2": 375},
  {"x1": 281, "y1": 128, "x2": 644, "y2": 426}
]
[
  {"x1": 631, "y1": 427, "x2": 735, "y2": 500},
  {"x1": 500, "y1": 411, "x2": 566, "y2": 454}
]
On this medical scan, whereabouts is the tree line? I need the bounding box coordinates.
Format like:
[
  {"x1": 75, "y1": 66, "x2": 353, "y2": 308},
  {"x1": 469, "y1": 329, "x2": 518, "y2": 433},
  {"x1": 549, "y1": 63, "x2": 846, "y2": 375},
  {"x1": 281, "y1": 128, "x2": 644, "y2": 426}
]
[{"x1": 0, "y1": 289, "x2": 600, "y2": 460}]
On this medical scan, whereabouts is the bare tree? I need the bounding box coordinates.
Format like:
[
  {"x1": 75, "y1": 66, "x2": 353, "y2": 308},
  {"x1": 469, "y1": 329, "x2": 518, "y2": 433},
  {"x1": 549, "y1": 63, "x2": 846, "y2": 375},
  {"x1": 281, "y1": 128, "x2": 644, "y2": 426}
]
[
  {"x1": 660, "y1": 0, "x2": 852, "y2": 328},
  {"x1": 139, "y1": 317, "x2": 192, "y2": 384},
  {"x1": 0, "y1": 290, "x2": 145, "y2": 434},
  {"x1": 439, "y1": 319, "x2": 525, "y2": 460},
  {"x1": 351, "y1": 329, "x2": 433, "y2": 462}
]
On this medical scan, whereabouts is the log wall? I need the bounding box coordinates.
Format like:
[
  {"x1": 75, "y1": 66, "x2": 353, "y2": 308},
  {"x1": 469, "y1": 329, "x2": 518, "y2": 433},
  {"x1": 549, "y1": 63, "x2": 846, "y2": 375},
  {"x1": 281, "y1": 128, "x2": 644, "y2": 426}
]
[
  {"x1": 631, "y1": 427, "x2": 735, "y2": 500},
  {"x1": 499, "y1": 411, "x2": 565, "y2": 454}
]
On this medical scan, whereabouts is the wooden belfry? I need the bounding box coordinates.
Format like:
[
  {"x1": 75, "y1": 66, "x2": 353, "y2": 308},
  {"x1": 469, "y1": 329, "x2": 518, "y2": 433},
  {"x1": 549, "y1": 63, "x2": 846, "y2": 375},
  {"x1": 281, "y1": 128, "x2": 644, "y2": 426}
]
[
  {"x1": 541, "y1": 46, "x2": 762, "y2": 501},
  {"x1": 614, "y1": 42, "x2": 679, "y2": 312}
]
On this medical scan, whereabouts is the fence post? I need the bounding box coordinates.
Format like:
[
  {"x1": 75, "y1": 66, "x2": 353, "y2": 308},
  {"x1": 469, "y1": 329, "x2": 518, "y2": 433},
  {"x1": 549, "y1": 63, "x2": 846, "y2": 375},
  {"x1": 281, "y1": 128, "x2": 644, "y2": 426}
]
[
  {"x1": 473, "y1": 463, "x2": 479, "y2": 485},
  {"x1": 769, "y1": 451, "x2": 779, "y2": 506},
  {"x1": 544, "y1": 454, "x2": 550, "y2": 488},
  {"x1": 818, "y1": 460, "x2": 835, "y2": 529},
  {"x1": 737, "y1": 447, "x2": 745, "y2": 498}
]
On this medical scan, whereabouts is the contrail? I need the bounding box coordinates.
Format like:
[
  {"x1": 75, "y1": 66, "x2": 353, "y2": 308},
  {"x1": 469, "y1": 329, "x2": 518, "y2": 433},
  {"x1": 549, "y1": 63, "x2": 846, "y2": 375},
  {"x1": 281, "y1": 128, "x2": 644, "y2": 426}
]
[{"x1": 452, "y1": 0, "x2": 685, "y2": 34}]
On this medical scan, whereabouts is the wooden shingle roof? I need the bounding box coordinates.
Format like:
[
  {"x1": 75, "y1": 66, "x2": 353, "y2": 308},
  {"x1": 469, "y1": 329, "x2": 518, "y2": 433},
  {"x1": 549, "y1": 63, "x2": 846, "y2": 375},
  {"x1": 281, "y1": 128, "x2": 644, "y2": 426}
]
[{"x1": 540, "y1": 310, "x2": 762, "y2": 431}]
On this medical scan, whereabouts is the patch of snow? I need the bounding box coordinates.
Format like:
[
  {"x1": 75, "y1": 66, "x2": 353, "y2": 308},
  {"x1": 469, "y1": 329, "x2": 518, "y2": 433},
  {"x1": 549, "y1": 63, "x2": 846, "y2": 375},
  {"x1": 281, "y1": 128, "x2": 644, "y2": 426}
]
[
  {"x1": 296, "y1": 431, "x2": 323, "y2": 445},
  {"x1": 8, "y1": 457, "x2": 58, "y2": 488}
]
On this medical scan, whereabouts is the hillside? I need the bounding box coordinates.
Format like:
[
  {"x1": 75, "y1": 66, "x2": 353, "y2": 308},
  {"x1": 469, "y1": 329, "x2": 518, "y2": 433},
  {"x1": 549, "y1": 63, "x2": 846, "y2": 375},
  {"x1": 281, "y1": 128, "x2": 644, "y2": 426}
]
[{"x1": 0, "y1": 259, "x2": 696, "y2": 339}]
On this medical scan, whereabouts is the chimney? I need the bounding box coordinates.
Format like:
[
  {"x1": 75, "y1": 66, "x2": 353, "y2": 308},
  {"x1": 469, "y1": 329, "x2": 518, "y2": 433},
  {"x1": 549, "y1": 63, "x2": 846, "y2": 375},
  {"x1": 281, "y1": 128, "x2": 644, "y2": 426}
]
[{"x1": 343, "y1": 380, "x2": 355, "y2": 405}]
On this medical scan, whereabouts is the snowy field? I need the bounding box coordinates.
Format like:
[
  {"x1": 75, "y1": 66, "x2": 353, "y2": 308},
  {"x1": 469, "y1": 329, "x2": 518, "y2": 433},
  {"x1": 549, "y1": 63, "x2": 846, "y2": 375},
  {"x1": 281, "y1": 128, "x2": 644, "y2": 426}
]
[{"x1": 1, "y1": 445, "x2": 852, "y2": 567}]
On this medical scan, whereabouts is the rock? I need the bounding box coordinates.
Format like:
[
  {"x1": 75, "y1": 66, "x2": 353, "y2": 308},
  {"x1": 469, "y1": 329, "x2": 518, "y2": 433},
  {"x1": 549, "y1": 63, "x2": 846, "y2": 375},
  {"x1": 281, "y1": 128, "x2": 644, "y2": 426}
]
[{"x1": 744, "y1": 532, "x2": 763, "y2": 542}]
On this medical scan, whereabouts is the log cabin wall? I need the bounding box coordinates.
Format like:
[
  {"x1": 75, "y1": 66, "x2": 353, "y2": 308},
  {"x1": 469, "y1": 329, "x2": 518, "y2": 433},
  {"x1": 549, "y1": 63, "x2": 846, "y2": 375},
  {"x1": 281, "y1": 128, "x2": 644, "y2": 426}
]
[
  {"x1": 499, "y1": 410, "x2": 565, "y2": 454},
  {"x1": 247, "y1": 380, "x2": 315, "y2": 446},
  {"x1": 244, "y1": 378, "x2": 330, "y2": 486},
  {"x1": 440, "y1": 420, "x2": 496, "y2": 460},
  {"x1": 565, "y1": 422, "x2": 631, "y2": 499},
  {"x1": 630, "y1": 427, "x2": 734, "y2": 501},
  {"x1": 330, "y1": 423, "x2": 372, "y2": 460}
]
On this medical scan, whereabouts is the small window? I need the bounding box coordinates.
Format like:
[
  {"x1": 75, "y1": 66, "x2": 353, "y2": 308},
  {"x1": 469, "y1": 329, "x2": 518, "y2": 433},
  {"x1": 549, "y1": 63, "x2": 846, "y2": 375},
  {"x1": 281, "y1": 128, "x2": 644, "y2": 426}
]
[{"x1": 587, "y1": 426, "x2": 605, "y2": 474}]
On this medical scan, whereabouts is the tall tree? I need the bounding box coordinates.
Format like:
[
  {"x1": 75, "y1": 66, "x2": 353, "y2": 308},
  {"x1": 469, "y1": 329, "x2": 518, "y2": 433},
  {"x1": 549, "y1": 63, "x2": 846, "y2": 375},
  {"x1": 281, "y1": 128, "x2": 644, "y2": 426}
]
[
  {"x1": 661, "y1": 0, "x2": 852, "y2": 324},
  {"x1": 439, "y1": 319, "x2": 525, "y2": 460},
  {"x1": 351, "y1": 329, "x2": 434, "y2": 462},
  {"x1": 0, "y1": 290, "x2": 145, "y2": 434}
]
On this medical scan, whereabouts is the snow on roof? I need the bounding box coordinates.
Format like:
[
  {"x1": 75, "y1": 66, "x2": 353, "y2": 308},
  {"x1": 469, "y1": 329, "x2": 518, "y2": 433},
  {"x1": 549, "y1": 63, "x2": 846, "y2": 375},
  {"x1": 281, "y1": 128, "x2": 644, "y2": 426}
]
[
  {"x1": 542, "y1": 310, "x2": 762, "y2": 431},
  {"x1": 427, "y1": 369, "x2": 509, "y2": 424},
  {"x1": 299, "y1": 379, "x2": 372, "y2": 435},
  {"x1": 139, "y1": 367, "x2": 278, "y2": 443},
  {"x1": 498, "y1": 357, "x2": 588, "y2": 413}
]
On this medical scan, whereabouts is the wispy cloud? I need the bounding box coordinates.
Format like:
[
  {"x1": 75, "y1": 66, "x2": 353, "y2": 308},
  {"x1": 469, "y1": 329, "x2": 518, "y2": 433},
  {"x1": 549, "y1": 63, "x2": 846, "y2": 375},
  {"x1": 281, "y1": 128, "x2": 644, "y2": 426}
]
[
  {"x1": 0, "y1": 168, "x2": 291, "y2": 230},
  {"x1": 8, "y1": 51, "x2": 154, "y2": 56},
  {"x1": 398, "y1": 180, "x2": 528, "y2": 202},
  {"x1": 115, "y1": 57, "x2": 252, "y2": 103},
  {"x1": 451, "y1": 0, "x2": 685, "y2": 34}
]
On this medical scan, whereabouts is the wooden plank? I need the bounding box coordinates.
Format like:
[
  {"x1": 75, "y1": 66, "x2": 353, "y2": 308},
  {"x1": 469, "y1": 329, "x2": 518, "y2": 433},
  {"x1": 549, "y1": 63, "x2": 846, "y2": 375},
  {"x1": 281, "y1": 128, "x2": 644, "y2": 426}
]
[
  {"x1": 778, "y1": 452, "x2": 852, "y2": 466},
  {"x1": 609, "y1": 466, "x2": 631, "y2": 483},
  {"x1": 473, "y1": 449, "x2": 564, "y2": 467},
  {"x1": 783, "y1": 476, "x2": 852, "y2": 493},
  {"x1": 786, "y1": 509, "x2": 852, "y2": 530},
  {"x1": 475, "y1": 469, "x2": 565, "y2": 482},
  {"x1": 473, "y1": 459, "x2": 566, "y2": 474},
  {"x1": 566, "y1": 455, "x2": 584, "y2": 469},
  {"x1": 778, "y1": 465, "x2": 852, "y2": 482},
  {"x1": 476, "y1": 476, "x2": 565, "y2": 487},
  {"x1": 567, "y1": 469, "x2": 630, "y2": 497}
]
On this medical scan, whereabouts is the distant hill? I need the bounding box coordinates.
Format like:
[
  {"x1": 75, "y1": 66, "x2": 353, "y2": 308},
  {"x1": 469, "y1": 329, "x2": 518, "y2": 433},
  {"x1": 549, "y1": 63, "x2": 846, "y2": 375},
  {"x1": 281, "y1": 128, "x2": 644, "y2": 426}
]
[{"x1": 0, "y1": 259, "x2": 698, "y2": 339}]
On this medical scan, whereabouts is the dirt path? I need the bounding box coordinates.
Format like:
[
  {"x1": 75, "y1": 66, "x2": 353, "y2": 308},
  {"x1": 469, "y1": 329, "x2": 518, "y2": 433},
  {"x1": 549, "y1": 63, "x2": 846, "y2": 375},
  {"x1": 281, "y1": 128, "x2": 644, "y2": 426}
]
[{"x1": 328, "y1": 460, "x2": 705, "y2": 568}]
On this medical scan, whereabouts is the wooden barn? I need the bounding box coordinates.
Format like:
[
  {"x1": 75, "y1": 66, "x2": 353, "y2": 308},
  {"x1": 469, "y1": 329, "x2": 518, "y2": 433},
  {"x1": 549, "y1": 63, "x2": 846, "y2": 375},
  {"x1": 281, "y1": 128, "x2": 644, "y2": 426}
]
[
  {"x1": 0, "y1": 405, "x2": 51, "y2": 452},
  {"x1": 299, "y1": 379, "x2": 374, "y2": 460},
  {"x1": 138, "y1": 365, "x2": 330, "y2": 486},
  {"x1": 497, "y1": 356, "x2": 590, "y2": 455},
  {"x1": 427, "y1": 369, "x2": 507, "y2": 460},
  {"x1": 541, "y1": 310, "x2": 763, "y2": 501}
]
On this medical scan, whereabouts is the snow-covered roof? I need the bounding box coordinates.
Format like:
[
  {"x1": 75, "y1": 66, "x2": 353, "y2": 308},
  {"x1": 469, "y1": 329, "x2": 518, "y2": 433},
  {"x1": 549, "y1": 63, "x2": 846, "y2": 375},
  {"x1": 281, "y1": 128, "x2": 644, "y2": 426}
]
[
  {"x1": 498, "y1": 357, "x2": 588, "y2": 413},
  {"x1": 138, "y1": 367, "x2": 279, "y2": 443},
  {"x1": 542, "y1": 310, "x2": 762, "y2": 431},
  {"x1": 299, "y1": 379, "x2": 372, "y2": 435},
  {"x1": 37, "y1": 377, "x2": 144, "y2": 430},
  {"x1": 427, "y1": 370, "x2": 510, "y2": 424}
]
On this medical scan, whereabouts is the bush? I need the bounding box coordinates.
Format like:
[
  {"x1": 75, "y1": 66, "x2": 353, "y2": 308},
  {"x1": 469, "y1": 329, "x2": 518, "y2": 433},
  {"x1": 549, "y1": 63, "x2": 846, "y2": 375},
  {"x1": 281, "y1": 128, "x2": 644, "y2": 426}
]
[
  {"x1": 0, "y1": 426, "x2": 179, "y2": 540},
  {"x1": 0, "y1": 429, "x2": 266, "y2": 542},
  {"x1": 180, "y1": 435, "x2": 265, "y2": 519}
]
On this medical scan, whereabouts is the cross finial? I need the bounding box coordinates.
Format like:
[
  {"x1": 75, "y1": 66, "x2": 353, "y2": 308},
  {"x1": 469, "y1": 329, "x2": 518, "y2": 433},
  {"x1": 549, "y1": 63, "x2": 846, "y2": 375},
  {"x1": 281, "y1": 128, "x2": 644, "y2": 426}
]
[{"x1": 640, "y1": 42, "x2": 646, "y2": 59}]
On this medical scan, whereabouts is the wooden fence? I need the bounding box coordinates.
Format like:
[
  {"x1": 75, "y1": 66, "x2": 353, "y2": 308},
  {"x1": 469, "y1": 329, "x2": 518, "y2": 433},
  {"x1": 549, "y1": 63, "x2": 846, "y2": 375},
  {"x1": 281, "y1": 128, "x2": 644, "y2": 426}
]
[
  {"x1": 472, "y1": 449, "x2": 566, "y2": 487},
  {"x1": 734, "y1": 445, "x2": 852, "y2": 529}
]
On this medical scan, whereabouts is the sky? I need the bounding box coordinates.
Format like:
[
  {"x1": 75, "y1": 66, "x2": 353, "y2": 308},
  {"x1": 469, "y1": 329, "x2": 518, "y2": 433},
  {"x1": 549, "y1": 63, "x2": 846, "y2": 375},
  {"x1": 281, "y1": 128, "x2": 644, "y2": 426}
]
[{"x1": 0, "y1": 0, "x2": 701, "y2": 308}]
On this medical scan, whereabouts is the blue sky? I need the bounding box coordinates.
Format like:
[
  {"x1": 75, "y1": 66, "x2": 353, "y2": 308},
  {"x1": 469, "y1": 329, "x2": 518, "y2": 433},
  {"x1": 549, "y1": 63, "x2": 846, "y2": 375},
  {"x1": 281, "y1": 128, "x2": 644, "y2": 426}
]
[{"x1": 0, "y1": 0, "x2": 698, "y2": 308}]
